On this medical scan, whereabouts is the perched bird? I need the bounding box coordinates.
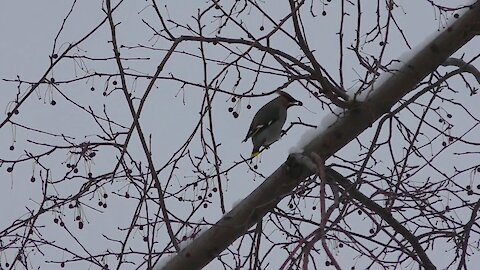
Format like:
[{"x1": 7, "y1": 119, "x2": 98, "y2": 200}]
[{"x1": 243, "y1": 91, "x2": 302, "y2": 158}]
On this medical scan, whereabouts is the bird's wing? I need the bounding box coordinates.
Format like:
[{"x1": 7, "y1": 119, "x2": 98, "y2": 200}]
[
  {"x1": 243, "y1": 120, "x2": 274, "y2": 141},
  {"x1": 243, "y1": 103, "x2": 280, "y2": 142}
]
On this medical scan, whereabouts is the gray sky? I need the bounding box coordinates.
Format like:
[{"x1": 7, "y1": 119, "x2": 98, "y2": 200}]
[{"x1": 1, "y1": 1, "x2": 479, "y2": 269}]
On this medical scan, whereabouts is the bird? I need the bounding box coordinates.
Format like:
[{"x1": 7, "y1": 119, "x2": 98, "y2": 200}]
[{"x1": 243, "y1": 91, "x2": 302, "y2": 158}]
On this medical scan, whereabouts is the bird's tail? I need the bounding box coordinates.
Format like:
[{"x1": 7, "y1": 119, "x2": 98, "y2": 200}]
[
  {"x1": 250, "y1": 146, "x2": 261, "y2": 158},
  {"x1": 250, "y1": 151, "x2": 260, "y2": 158}
]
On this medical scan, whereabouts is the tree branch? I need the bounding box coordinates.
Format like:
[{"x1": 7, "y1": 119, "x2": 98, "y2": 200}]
[{"x1": 324, "y1": 166, "x2": 435, "y2": 270}]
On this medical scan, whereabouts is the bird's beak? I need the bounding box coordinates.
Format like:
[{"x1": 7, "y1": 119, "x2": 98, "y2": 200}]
[{"x1": 290, "y1": 100, "x2": 303, "y2": 107}]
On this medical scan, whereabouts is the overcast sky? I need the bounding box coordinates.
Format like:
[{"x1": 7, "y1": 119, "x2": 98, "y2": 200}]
[{"x1": 1, "y1": 1, "x2": 479, "y2": 269}]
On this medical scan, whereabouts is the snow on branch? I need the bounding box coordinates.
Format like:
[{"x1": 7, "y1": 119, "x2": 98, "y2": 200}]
[{"x1": 442, "y1": 57, "x2": 480, "y2": 84}]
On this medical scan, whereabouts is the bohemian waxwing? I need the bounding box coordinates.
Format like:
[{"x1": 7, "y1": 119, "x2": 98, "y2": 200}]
[{"x1": 243, "y1": 91, "x2": 302, "y2": 158}]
